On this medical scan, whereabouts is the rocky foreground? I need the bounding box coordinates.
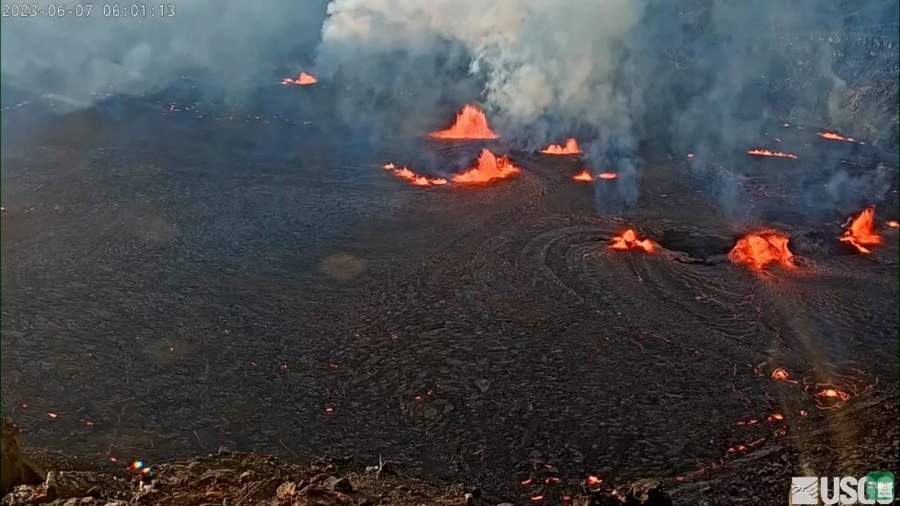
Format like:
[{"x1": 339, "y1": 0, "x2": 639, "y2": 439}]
[{"x1": 2, "y1": 420, "x2": 672, "y2": 506}]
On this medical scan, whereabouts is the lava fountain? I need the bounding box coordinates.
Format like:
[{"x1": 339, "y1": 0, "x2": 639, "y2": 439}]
[
  {"x1": 382, "y1": 163, "x2": 448, "y2": 187},
  {"x1": 729, "y1": 230, "x2": 793, "y2": 270},
  {"x1": 609, "y1": 229, "x2": 656, "y2": 254},
  {"x1": 746, "y1": 148, "x2": 798, "y2": 160},
  {"x1": 282, "y1": 72, "x2": 317, "y2": 86},
  {"x1": 429, "y1": 104, "x2": 499, "y2": 140},
  {"x1": 540, "y1": 138, "x2": 582, "y2": 155},
  {"x1": 451, "y1": 149, "x2": 520, "y2": 185},
  {"x1": 572, "y1": 169, "x2": 594, "y2": 182},
  {"x1": 840, "y1": 207, "x2": 882, "y2": 254}
]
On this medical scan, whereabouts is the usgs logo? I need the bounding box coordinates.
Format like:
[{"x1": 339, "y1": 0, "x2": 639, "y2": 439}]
[{"x1": 790, "y1": 473, "x2": 894, "y2": 505}]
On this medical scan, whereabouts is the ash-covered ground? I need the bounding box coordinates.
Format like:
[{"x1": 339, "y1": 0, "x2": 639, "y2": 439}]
[{"x1": 2, "y1": 77, "x2": 898, "y2": 504}]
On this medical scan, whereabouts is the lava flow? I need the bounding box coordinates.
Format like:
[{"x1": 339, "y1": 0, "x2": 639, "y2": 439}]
[
  {"x1": 429, "y1": 104, "x2": 499, "y2": 140},
  {"x1": 810, "y1": 385, "x2": 851, "y2": 410},
  {"x1": 451, "y1": 149, "x2": 520, "y2": 185},
  {"x1": 540, "y1": 138, "x2": 582, "y2": 155},
  {"x1": 609, "y1": 229, "x2": 656, "y2": 254},
  {"x1": 572, "y1": 169, "x2": 594, "y2": 182},
  {"x1": 840, "y1": 207, "x2": 882, "y2": 254},
  {"x1": 729, "y1": 230, "x2": 793, "y2": 270},
  {"x1": 382, "y1": 163, "x2": 448, "y2": 187},
  {"x1": 597, "y1": 172, "x2": 618, "y2": 180},
  {"x1": 818, "y1": 130, "x2": 859, "y2": 143},
  {"x1": 746, "y1": 148, "x2": 798, "y2": 160},
  {"x1": 282, "y1": 72, "x2": 317, "y2": 86}
]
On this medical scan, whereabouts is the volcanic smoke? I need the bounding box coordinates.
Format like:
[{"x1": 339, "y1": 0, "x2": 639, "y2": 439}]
[
  {"x1": 746, "y1": 148, "x2": 798, "y2": 160},
  {"x1": 609, "y1": 229, "x2": 656, "y2": 254},
  {"x1": 451, "y1": 149, "x2": 520, "y2": 185},
  {"x1": 729, "y1": 231, "x2": 794, "y2": 270},
  {"x1": 429, "y1": 105, "x2": 499, "y2": 140},
  {"x1": 282, "y1": 72, "x2": 317, "y2": 86},
  {"x1": 840, "y1": 207, "x2": 882, "y2": 254},
  {"x1": 540, "y1": 138, "x2": 582, "y2": 155}
]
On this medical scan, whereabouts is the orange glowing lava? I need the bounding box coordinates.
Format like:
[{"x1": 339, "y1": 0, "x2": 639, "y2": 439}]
[
  {"x1": 597, "y1": 172, "x2": 618, "y2": 180},
  {"x1": 811, "y1": 385, "x2": 851, "y2": 410},
  {"x1": 770, "y1": 368, "x2": 793, "y2": 382},
  {"x1": 383, "y1": 163, "x2": 448, "y2": 187},
  {"x1": 766, "y1": 412, "x2": 784, "y2": 423},
  {"x1": 729, "y1": 230, "x2": 793, "y2": 270},
  {"x1": 818, "y1": 131, "x2": 858, "y2": 143},
  {"x1": 886, "y1": 220, "x2": 899, "y2": 228},
  {"x1": 609, "y1": 229, "x2": 656, "y2": 254},
  {"x1": 451, "y1": 149, "x2": 520, "y2": 185},
  {"x1": 540, "y1": 138, "x2": 582, "y2": 155},
  {"x1": 840, "y1": 207, "x2": 882, "y2": 254},
  {"x1": 585, "y1": 475, "x2": 603, "y2": 487},
  {"x1": 746, "y1": 148, "x2": 798, "y2": 160},
  {"x1": 282, "y1": 72, "x2": 317, "y2": 86},
  {"x1": 429, "y1": 104, "x2": 499, "y2": 140},
  {"x1": 572, "y1": 169, "x2": 594, "y2": 182}
]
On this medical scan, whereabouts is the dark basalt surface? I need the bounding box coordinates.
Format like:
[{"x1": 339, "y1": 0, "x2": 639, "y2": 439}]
[{"x1": 1, "y1": 90, "x2": 898, "y2": 504}]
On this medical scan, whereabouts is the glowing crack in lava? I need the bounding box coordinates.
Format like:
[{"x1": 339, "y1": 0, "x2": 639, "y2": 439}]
[
  {"x1": 609, "y1": 229, "x2": 656, "y2": 254},
  {"x1": 746, "y1": 148, "x2": 798, "y2": 160},
  {"x1": 282, "y1": 72, "x2": 317, "y2": 86},
  {"x1": 818, "y1": 131, "x2": 860, "y2": 143},
  {"x1": 451, "y1": 149, "x2": 520, "y2": 185},
  {"x1": 382, "y1": 163, "x2": 448, "y2": 187},
  {"x1": 840, "y1": 207, "x2": 882, "y2": 254},
  {"x1": 540, "y1": 138, "x2": 582, "y2": 155},
  {"x1": 429, "y1": 104, "x2": 499, "y2": 140},
  {"x1": 729, "y1": 231, "x2": 793, "y2": 270},
  {"x1": 572, "y1": 169, "x2": 594, "y2": 182}
]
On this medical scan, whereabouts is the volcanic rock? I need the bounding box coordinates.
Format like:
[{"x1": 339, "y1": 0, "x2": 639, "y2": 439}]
[{"x1": 1, "y1": 418, "x2": 44, "y2": 495}]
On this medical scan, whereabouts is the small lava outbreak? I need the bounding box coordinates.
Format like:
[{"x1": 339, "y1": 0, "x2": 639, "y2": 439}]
[
  {"x1": 609, "y1": 229, "x2": 656, "y2": 254},
  {"x1": 429, "y1": 104, "x2": 499, "y2": 140},
  {"x1": 281, "y1": 71, "x2": 317, "y2": 86},
  {"x1": 382, "y1": 163, "x2": 448, "y2": 187},
  {"x1": 746, "y1": 148, "x2": 798, "y2": 160},
  {"x1": 840, "y1": 207, "x2": 882, "y2": 254},
  {"x1": 729, "y1": 230, "x2": 794, "y2": 270},
  {"x1": 817, "y1": 130, "x2": 861, "y2": 143},
  {"x1": 540, "y1": 138, "x2": 582, "y2": 155},
  {"x1": 451, "y1": 149, "x2": 520, "y2": 185},
  {"x1": 572, "y1": 169, "x2": 594, "y2": 182}
]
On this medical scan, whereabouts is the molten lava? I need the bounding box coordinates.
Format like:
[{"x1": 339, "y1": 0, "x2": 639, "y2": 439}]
[
  {"x1": 609, "y1": 229, "x2": 656, "y2": 254},
  {"x1": 572, "y1": 169, "x2": 594, "y2": 182},
  {"x1": 382, "y1": 163, "x2": 448, "y2": 187},
  {"x1": 451, "y1": 149, "x2": 520, "y2": 185},
  {"x1": 746, "y1": 148, "x2": 798, "y2": 160},
  {"x1": 811, "y1": 385, "x2": 851, "y2": 410},
  {"x1": 770, "y1": 368, "x2": 794, "y2": 382},
  {"x1": 597, "y1": 172, "x2": 618, "y2": 180},
  {"x1": 840, "y1": 207, "x2": 882, "y2": 254},
  {"x1": 729, "y1": 230, "x2": 793, "y2": 270},
  {"x1": 540, "y1": 138, "x2": 582, "y2": 155},
  {"x1": 429, "y1": 104, "x2": 499, "y2": 140},
  {"x1": 818, "y1": 131, "x2": 858, "y2": 143},
  {"x1": 886, "y1": 220, "x2": 899, "y2": 229},
  {"x1": 282, "y1": 72, "x2": 317, "y2": 86}
]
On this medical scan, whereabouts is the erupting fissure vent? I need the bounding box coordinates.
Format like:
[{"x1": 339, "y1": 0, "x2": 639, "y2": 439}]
[
  {"x1": 540, "y1": 138, "x2": 581, "y2": 155},
  {"x1": 746, "y1": 148, "x2": 798, "y2": 160},
  {"x1": 451, "y1": 149, "x2": 520, "y2": 185},
  {"x1": 840, "y1": 207, "x2": 882, "y2": 254},
  {"x1": 429, "y1": 105, "x2": 499, "y2": 140},
  {"x1": 282, "y1": 72, "x2": 317, "y2": 86},
  {"x1": 729, "y1": 231, "x2": 793, "y2": 270},
  {"x1": 609, "y1": 229, "x2": 655, "y2": 254},
  {"x1": 382, "y1": 163, "x2": 448, "y2": 187}
]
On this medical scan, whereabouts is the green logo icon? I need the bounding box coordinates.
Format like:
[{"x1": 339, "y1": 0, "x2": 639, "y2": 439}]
[{"x1": 866, "y1": 471, "x2": 895, "y2": 503}]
